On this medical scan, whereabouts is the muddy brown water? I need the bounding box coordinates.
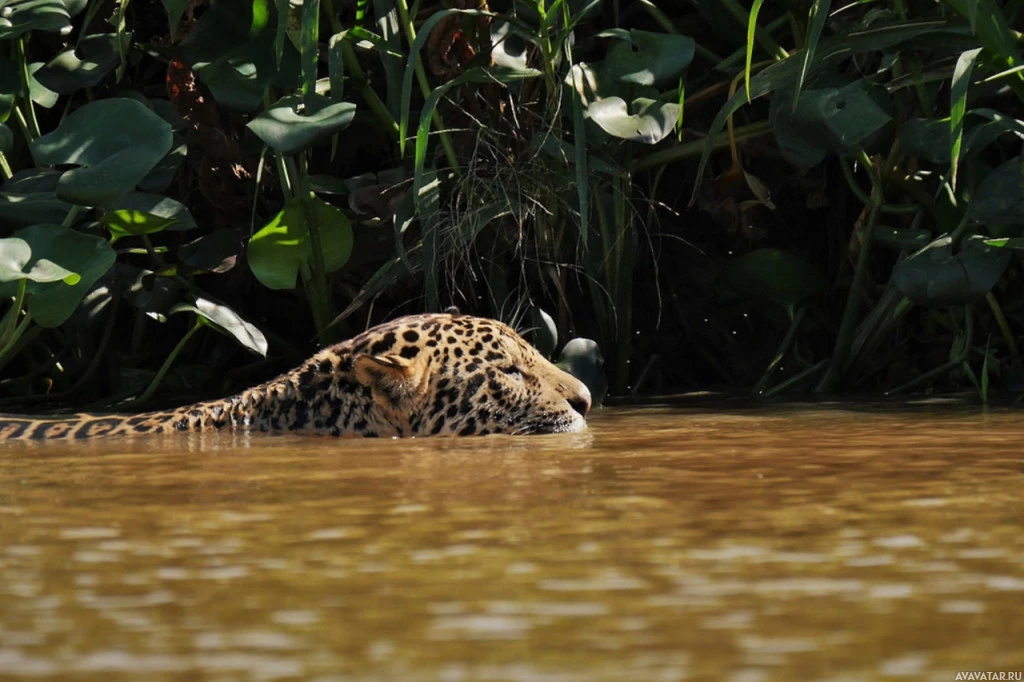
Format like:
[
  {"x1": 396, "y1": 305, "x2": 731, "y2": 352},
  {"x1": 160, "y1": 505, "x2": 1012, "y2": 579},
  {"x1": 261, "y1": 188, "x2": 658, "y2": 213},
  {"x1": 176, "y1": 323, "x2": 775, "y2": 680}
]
[{"x1": 1, "y1": 405, "x2": 1023, "y2": 681}]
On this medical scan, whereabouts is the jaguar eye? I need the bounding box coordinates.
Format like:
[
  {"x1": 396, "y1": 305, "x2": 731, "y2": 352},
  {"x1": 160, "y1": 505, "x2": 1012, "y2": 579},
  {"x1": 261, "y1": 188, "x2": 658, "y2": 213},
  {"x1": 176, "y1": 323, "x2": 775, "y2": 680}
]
[{"x1": 501, "y1": 365, "x2": 524, "y2": 377}]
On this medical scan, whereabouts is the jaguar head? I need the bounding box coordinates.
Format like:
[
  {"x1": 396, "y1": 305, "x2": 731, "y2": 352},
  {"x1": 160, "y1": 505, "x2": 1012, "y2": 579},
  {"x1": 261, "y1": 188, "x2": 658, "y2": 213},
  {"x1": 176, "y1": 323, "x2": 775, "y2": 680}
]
[{"x1": 352, "y1": 313, "x2": 591, "y2": 436}]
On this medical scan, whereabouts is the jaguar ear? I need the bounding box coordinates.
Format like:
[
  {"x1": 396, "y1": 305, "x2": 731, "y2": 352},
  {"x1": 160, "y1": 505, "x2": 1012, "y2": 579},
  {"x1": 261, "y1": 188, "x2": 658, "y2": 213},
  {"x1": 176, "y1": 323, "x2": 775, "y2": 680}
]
[{"x1": 353, "y1": 354, "x2": 426, "y2": 406}]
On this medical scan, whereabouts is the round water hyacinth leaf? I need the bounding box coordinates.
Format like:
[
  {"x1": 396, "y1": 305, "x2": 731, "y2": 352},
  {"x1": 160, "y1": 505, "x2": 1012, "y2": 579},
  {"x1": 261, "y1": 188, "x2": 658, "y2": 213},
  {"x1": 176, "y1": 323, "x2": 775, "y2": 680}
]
[
  {"x1": 968, "y1": 157, "x2": 1024, "y2": 232},
  {"x1": 100, "y1": 210, "x2": 180, "y2": 240},
  {"x1": 588, "y1": 96, "x2": 680, "y2": 144},
  {"x1": 33, "y1": 33, "x2": 122, "y2": 93},
  {"x1": 0, "y1": 0, "x2": 85, "y2": 39},
  {"x1": 30, "y1": 98, "x2": 173, "y2": 206},
  {"x1": 599, "y1": 29, "x2": 695, "y2": 87},
  {"x1": 106, "y1": 192, "x2": 196, "y2": 232},
  {"x1": 0, "y1": 170, "x2": 73, "y2": 229},
  {"x1": 172, "y1": 296, "x2": 267, "y2": 356},
  {"x1": 893, "y1": 235, "x2": 1011, "y2": 306},
  {"x1": 28, "y1": 62, "x2": 59, "y2": 109},
  {"x1": 0, "y1": 225, "x2": 115, "y2": 327},
  {"x1": 556, "y1": 338, "x2": 607, "y2": 406},
  {"x1": 248, "y1": 94, "x2": 357, "y2": 155},
  {"x1": 719, "y1": 248, "x2": 826, "y2": 316},
  {"x1": 248, "y1": 195, "x2": 353, "y2": 290},
  {"x1": 0, "y1": 236, "x2": 78, "y2": 284}
]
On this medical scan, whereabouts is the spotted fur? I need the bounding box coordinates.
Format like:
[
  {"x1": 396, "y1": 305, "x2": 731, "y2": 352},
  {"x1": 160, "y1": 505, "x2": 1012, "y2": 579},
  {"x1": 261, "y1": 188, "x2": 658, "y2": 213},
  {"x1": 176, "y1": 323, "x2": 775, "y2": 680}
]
[{"x1": 0, "y1": 313, "x2": 591, "y2": 440}]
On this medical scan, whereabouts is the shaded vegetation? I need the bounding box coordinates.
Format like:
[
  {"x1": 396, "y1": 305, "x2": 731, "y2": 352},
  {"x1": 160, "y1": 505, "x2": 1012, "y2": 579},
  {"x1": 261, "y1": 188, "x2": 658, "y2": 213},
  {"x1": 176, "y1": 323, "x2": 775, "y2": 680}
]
[{"x1": 0, "y1": 0, "x2": 1022, "y2": 410}]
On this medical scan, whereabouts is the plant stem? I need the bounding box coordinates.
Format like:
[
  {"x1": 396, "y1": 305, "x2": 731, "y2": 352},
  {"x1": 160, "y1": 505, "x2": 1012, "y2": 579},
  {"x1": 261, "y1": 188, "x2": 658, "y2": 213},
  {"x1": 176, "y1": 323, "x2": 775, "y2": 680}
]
[
  {"x1": 0, "y1": 279, "x2": 27, "y2": 348},
  {"x1": 61, "y1": 204, "x2": 82, "y2": 227},
  {"x1": 763, "y1": 358, "x2": 829, "y2": 397},
  {"x1": 15, "y1": 36, "x2": 41, "y2": 140},
  {"x1": 633, "y1": 121, "x2": 772, "y2": 172},
  {"x1": 320, "y1": 0, "x2": 400, "y2": 138},
  {"x1": 886, "y1": 306, "x2": 973, "y2": 395},
  {"x1": 985, "y1": 291, "x2": 1018, "y2": 363},
  {"x1": 340, "y1": 39, "x2": 400, "y2": 139},
  {"x1": 0, "y1": 152, "x2": 12, "y2": 180},
  {"x1": 817, "y1": 153, "x2": 883, "y2": 392},
  {"x1": 288, "y1": 156, "x2": 333, "y2": 343},
  {"x1": 754, "y1": 306, "x2": 807, "y2": 395},
  {"x1": 134, "y1": 319, "x2": 202, "y2": 406},
  {"x1": 0, "y1": 312, "x2": 33, "y2": 368},
  {"x1": 140, "y1": 233, "x2": 169, "y2": 269}
]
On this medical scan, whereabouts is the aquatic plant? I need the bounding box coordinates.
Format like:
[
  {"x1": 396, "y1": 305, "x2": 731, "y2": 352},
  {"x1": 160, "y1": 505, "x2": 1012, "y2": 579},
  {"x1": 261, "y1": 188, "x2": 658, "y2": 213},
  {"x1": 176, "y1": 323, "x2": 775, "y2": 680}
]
[{"x1": 0, "y1": 0, "x2": 1022, "y2": 408}]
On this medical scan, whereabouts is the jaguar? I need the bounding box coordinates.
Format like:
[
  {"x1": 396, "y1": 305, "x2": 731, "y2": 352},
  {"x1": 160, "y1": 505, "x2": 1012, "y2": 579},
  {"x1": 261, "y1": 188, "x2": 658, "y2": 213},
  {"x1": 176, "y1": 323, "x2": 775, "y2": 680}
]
[{"x1": 0, "y1": 312, "x2": 592, "y2": 440}]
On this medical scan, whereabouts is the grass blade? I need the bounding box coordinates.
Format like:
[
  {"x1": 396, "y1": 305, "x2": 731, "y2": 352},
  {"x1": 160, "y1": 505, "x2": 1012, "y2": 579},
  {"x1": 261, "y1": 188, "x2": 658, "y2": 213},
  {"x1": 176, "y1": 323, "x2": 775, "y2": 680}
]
[
  {"x1": 301, "y1": 0, "x2": 321, "y2": 107},
  {"x1": 950, "y1": 47, "x2": 982, "y2": 191},
  {"x1": 794, "y1": 0, "x2": 833, "y2": 108},
  {"x1": 745, "y1": 0, "x2": 765, "y2": 102}
]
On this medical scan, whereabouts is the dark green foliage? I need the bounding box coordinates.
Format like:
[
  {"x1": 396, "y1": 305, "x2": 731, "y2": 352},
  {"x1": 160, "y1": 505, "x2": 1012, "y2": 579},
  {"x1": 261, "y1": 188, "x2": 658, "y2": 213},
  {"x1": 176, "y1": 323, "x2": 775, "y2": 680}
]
[{"x1": 1, "y1": 0, "x2": 1023, "y2": 409}]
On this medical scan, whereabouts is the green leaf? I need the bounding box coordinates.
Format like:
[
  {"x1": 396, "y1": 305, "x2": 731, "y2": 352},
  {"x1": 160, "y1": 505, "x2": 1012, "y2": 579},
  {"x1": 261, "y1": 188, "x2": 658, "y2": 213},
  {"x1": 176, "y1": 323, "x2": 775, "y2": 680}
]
[
  {"x1": 943, "y1": 0, "x2": 1023, "y2": 69},
  {"x1": 30, "y1": 98, "x2": 173, "y2": 206},
  {"x1": 901, "y1": 117, "x2": 951, "y2": 164},
  {"x1": 949, "y1": 48, "x2": 982, "y2": 189},
  {"x1": 874, "y1": 226, "x2": 934, "y2": 251},
  {"x1": 139, "y1": 140, "x2": 188, "y2": 193},
  {"x1": 0, "y1": 121, "x2": 11, "y2": 153},
  {"x1": 0, "y1": 0, "x2": 84, "y2": 39},
  {"x1": 598, "y1": 29, "x2": 695, "y2": 87},
  {"x1": 172, "y1": 296, "x2": 267, "y2": 356},
  {"x1": 984, "y1": 237, "x2": 1024, "y2": 249},
  {"x1": 161, "y1": 0, "x2": 190, "y2": 33},
  {"x1": 0, "y1": 236, "x2": 78, "y2": 284},
  {"x1": 795, "y1": 0, "x2": 832, "y2": 106},
  {"x1": 587, "y1": 97, "x2": 681, "y2": 144},
  {"x1": 32, "y1": 33, "x2": 122, "y2": 93},
  {"x1": 299, "y1": 0, "x2": 319, "y2": 105},
  {"x1": 1, "y1": 225, "x2": 116, "y2": 327},
  {"x1": 793, "y1": 80, "x2": 893, "y2": 152},
  {"x1": 0, "y1": 168, "x2": 74, "y2": 228},
  {"x1": 770, "y1": 96, "x2": 828, "y2": 167},
  {"x1": 248, "y1": 195, "x2": 353, "y2": 290},
  {"x1": 247, "y1": 94, "x2": 356, "y2": 155},
  {"x1": 101, "y1": 210, "x2": 180, "y2": 240},
  {"x1": 690, "y1": 19, "x2": 970, "y2": 204},
  {"x1": 107, "y1": 192, "x2": 196, "y2": 231},
  {"x1": 745, "y1": 0, "x2": 765, "y2": 102},
  {"x1": 892, "y1": 235, "x2": 1011, "y2": 306},
  {"x1": 968, "y1": 156, "x2": 1024, "y2": 232},
  {"x1": 179, "y1": 0, "x2": 296, "y2": 111},
  {"x1": 719, "y1": 248, "x2": 826, "y2": 317},
  {"x1": 27, "y1": 62, "x2": 59, "y2": 109}
]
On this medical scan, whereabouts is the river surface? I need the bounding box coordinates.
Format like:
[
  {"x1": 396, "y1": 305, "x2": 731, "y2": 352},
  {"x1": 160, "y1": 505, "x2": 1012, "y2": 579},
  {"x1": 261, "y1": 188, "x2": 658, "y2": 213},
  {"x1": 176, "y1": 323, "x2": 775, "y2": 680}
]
[{"x1": 1, "y1": 405, "x2": 1023, "y2": 681}]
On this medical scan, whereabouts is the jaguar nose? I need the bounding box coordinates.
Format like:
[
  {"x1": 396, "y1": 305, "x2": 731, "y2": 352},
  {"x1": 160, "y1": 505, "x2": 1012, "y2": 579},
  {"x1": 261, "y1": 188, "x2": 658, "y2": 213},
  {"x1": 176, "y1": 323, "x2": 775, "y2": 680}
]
[{"x1": 568, "y1": 384, "x2": 591, "y2": 418}]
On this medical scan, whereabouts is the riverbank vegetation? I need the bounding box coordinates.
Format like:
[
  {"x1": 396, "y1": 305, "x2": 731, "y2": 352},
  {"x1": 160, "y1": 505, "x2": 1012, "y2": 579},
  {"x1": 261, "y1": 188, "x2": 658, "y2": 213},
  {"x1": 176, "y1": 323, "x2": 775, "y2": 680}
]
[{"x1": 1, "y1": 0, "x2": 1022, "y2": 409}]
